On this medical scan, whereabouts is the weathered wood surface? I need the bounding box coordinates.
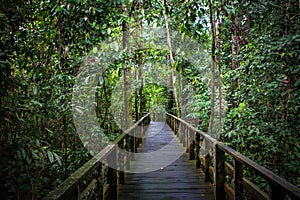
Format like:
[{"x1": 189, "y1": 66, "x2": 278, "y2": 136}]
[
  {"x1": 118, "y1": 122, "x2": 214, "y2": 200},
  {"x1": 166, "y1": 113, "x2": 300, "y2": 200}
]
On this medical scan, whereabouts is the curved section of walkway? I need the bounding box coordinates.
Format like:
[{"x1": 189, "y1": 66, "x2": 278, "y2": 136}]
[{"x1": 118, "y1": 121, "x2": 214, "y2": 200}]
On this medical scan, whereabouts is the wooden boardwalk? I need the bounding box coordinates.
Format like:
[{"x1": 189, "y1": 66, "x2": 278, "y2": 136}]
[{"x1": 118, "y1": 121, "x2": 214, "y2": 200}]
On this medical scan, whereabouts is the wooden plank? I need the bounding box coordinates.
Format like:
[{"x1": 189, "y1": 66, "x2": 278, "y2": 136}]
[{"x1": 118, "y1": 122, "x2": 214, "y2": 200}]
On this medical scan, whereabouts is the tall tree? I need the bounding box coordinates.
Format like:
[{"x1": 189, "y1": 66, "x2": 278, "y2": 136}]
[
  {"x1": 122, "y1": 2, "x2": 132, "y2": 129},
  {"x1": 163, "y1": 0, "x2": 181, "y2": 117},
  {"x1": 208, "y1": 0, "x2": 217, "y2": 137}
]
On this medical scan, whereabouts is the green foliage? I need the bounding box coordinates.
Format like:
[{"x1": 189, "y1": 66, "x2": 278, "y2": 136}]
[
  {"x1": 1, "y1": 0, "x2": 299, "y2": 198},
  {"x1": 143, "y1": 84, "x2": 168, "y2": 112},
  {"x1": 220, "y1": 0, "x2": 300, "y2": 187},
  {"x1": 0, "y1": 0, "x2": 123, "y2": 198}
]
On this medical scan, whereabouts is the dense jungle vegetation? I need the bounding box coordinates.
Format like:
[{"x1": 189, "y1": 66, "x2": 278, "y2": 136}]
[{"x1": 0, "y1": 0, "x2": 299, "y2": 199}]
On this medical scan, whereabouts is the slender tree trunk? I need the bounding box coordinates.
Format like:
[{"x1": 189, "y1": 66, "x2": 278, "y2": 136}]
[
  {"x1": 134, "y1": 69, "x2": 139, "y2": 121},
  {"x1": 133, "y1": 7, "x2": 144, "y2": 120},
  {"x1": 209, "y1": 0, "x2": 216, "y2": 137},
  {"x1": 138, "y1": 53, "x2": 144, "y2": 118},
  {"x1": 122, "y1": 4, "x2": 132, "y2": 130},
  {"x1": 167, "y1": 55, "x2": 173, "y2": 114},
  {"x1": 216, "y1": 3, "x2": 222, "y2": 140},
  {"x1": 163, "y1": 0, "x2": 180, "y2": 117}
]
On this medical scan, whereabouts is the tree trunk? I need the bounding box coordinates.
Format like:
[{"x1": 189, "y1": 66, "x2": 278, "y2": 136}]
[
  {"x1": 216, "y1": 3, "x2": 223, "y2": 140},
  {"x1": 122, "y1": 4, "x2": 132, "y2": 130},
  {"x1": 138, "y1": 53, "x2": 144, "y2": 119},
  {"x1": 208, "y1": 0, "x2": 216, "y2": 137},
  {"x1": 163, "y1": 0, "x2": 180, "y2": 117}
]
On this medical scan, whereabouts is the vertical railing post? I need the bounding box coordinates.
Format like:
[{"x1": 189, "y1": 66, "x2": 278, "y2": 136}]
[
  {"x1": 178, "y1": 123, "x2": 182, "y2": 142},
  {"x1": 141, "y1": 117, "x2": 145, "y2": 140},
  {"x1": 140, "y1": 120, "x2": 143, "y2": 144},
  {"x1": 172, "y1": 116, "x2": 174, "y2": 131},
  {"x1": 183, "y1": 124, "x2": 186, "y2": 146},
  {"x1": 134, "y1": 127, "x2": 138, "y2": 153},
  {"x1": 189, "y1": 139, "x2": 195, "y2": 160},
  {"x1": 173, "y1": 118, "x2": 175, "y2": 134},
  {"x1": 130, "y1": 132, "x2": 135, "y2": 161},
  {"x1": 118, "y1": 141, "x2": 125, "y2": 184},
  {"x1": 181, "y1": 123, "x2": 184, "y2": 143},
  {"x1": 137, "y1": 123, "x2": 141, "y2": 145},
  {"x1": 174, "y1": 118, "x2": 178, "y2": 135},
  {"x1": 97, "y1": 163, "x2": 103, "y2": 200},
  {"x1": 233, "y1": 159, "x2": 243, "y2": 200},
  {"x1": 185, "y1": 126, "x2": 189, "y2": 152},
  {"x1": 195, "y1": 132, "x2": 201, "y2": 168},
  {"x1": 166, "y1": 114, "x2": 169, "y2": 125},
  {"x1": 204, "y1": 139, "x2": 211, "y2": 182},
  {"x1": 175, "y1": 119, "x2": 178, "y2": 135},
  {"x1": 204, "y1": 153, "x2": 212, "y2": 182},
  {"x1": 107, "y1": 147, "x2": 117, "y2": 200},
  {"x1": 125, "y1": 135, "x2": 130, "y2": 170},
  {"x1": 214, "y1": 144, "x2": 225, "y2": 200}
]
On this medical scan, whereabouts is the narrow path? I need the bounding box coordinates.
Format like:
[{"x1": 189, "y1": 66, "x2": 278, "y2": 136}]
[{"x1": 118, "y1": 121, "x2": 214, "y2": 200}]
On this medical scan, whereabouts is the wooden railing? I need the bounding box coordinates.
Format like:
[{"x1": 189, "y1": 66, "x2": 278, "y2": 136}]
[
  {"x1": 43, "y1": 113, "x2": 150, "y2": 200},
  {"x1": 165, "y1": 113, "x2": 300, "y2": 200},
  {"x1": 44, "y1": 112, "x2": 300, "y2": 200}
]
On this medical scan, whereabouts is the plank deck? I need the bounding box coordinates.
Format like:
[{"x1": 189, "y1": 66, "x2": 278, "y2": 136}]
[{"x1": 118, "y1": 121, "x2": 214, "y2": 200}]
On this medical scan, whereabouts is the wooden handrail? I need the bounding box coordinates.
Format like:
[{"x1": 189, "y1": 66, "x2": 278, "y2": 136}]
[
  {"x1": 43, "y1": 113, "x2": 150, "y2": 200},
  {"x1": 44, "y1": 112, "x2": 299, "y2": 200},
  {"x1": 43, "y1": 145, "x2": 115, "y2": 200},
  {"x1": 165, "y1": 113, "x2": 300, "y2": 200},
  {"x1": 217, "y1": 142, "x2": 300, "y2": 200},
  {"x1": 166, "y1": 113, "x2": 218, "y2": 144}
]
